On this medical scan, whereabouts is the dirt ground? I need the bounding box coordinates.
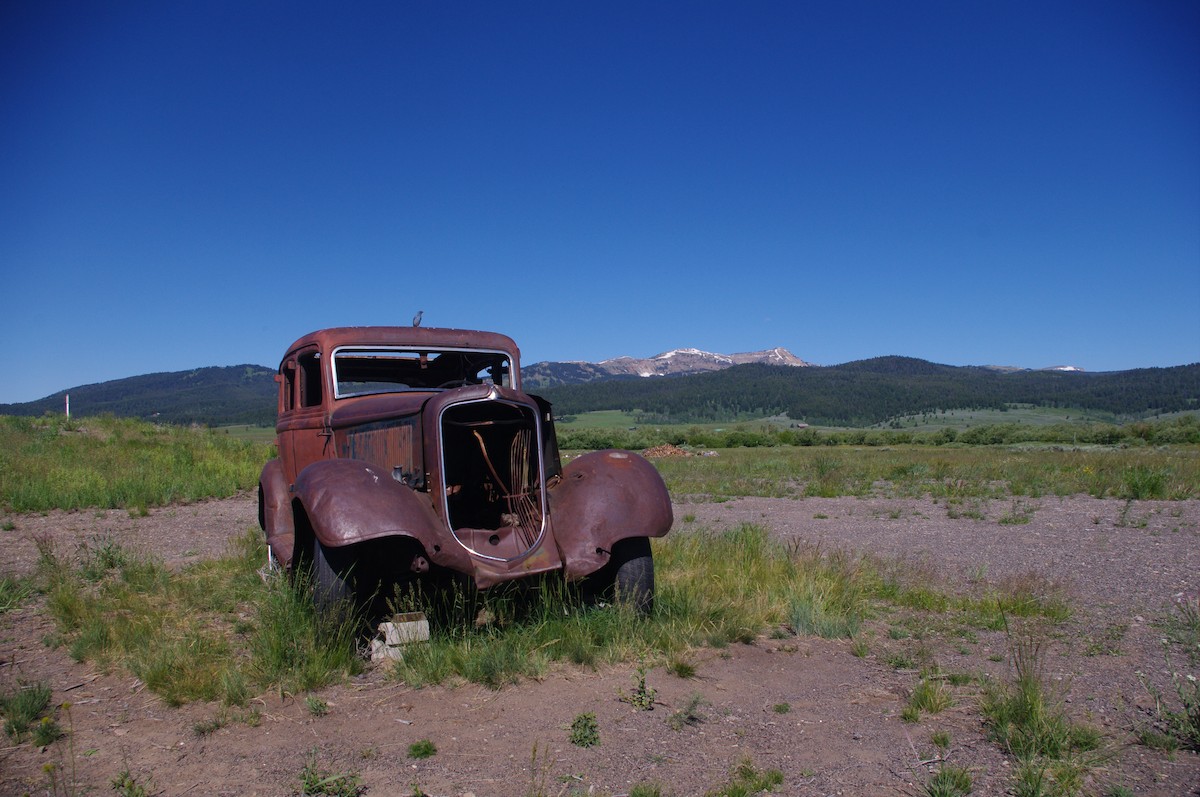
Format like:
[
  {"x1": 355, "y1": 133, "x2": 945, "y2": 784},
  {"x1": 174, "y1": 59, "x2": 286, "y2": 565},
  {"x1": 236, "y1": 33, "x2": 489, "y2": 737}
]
[{"x1": 2, "y1": 493, "x2": 1199, "y2": 797}]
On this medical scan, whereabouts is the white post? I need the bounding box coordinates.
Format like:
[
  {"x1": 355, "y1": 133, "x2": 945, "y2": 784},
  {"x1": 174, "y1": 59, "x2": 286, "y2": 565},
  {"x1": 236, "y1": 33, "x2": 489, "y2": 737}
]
[{"x1": 65, "y1": 394, "x2": 70, "y2": 418}]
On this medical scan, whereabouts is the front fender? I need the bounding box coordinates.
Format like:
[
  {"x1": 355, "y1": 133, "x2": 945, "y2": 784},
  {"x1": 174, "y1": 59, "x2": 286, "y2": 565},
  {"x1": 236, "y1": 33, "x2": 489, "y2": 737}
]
[
  {"x1": 548, "y1": 449, "x2": 673, "y2": 580},
  {"x1": 258, "y1": 459, "x2": 295, "y2": 566},
  {"x1": 292, "y1": 459, "x2": 472, "y2": 573}
]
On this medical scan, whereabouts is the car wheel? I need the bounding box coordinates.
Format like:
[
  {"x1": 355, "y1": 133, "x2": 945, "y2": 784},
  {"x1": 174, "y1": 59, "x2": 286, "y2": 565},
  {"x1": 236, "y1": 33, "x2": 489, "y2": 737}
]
[
  {"x1": 608, "y1": 537, "x2": 655, "y2": 614},
  {"x1": 311, "y1": 536, "x2": 355, "y2": 615}
]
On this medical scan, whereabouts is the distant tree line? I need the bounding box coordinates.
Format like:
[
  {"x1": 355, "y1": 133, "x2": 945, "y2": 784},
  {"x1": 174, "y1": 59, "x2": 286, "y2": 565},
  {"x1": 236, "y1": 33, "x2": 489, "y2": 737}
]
[{"x1": 539, "y1": 358, "x2": 1200, "y2": 426}]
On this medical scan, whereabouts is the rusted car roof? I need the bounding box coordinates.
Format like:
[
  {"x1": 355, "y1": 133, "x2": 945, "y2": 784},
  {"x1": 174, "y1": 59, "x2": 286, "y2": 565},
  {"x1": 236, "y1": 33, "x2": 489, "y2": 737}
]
[{"x1": 282, "y1": 327, "x2": 521, "y2": 364}]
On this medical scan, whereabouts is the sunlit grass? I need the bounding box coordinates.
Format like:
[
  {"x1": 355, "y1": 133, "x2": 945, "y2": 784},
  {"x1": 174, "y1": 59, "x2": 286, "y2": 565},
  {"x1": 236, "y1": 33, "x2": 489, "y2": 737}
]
[
  {"x1": 4, "y1": 414, "x2": 1195, "y2": 517},
  {"x1": 38, "y1": 530, "x2": 361, "y2": 706},
  {"x1": 32, "y1": 512, "x2": 1078, "y2": 713},
  {"x1": 45, "y1": 523, "x2": 862, "y2": 699},
  {"x1": 0, "y1": 414, "x2": 271, "y2": 512},
  {"x1": 974, "y1": 625, "x2": 1106, "y2": 796},
  {"x1": 0, "y1": 682, "x2": 52, "y2": 741},
  {"x1": 558, "y1": 413, "x2": 1200, "y2": 450},
  {"x1": 649, "y1": 445, "x2": 1200, "y2": 501},
  {"x1": 390, "y1": 523, "x2": 1072, "y2": 689},
  {"x1": 0, "y1": 574, "x2": 33, "y2": 614},
  {"x1": 391, "y1": 524, "x2": 869, "y2": 687}
]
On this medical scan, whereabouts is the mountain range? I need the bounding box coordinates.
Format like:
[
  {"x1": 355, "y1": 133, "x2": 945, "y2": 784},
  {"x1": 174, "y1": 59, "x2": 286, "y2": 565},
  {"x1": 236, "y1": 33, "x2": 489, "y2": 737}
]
[
  {"x1": 1, "y1": 348, "x2": 1193, "y2": 428},
  {"x1": 522, "y1": 347, "x2": 1090, "y2": 388},
  {"x1": 522, "y1": 347, "x2": 811, "y2": 388},
  {"x1": 536, "y1": 356, "x2": 1198, "y2": 426},
  {"x1": 0, "y1": 366, "x2": 278, "y2": 427}
]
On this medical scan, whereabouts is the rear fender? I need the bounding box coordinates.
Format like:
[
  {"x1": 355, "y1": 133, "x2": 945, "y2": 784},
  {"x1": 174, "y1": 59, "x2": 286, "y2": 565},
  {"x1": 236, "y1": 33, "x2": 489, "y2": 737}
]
[
  {"x1": 258, "y1": 459, "x2": 295, "y2": 566},
  {"x1": 292, "y1": 459, "x2": 472, "y2": 574},
  {"x1": 548, "y1": 449, "x2": 673, "y2": 580}
]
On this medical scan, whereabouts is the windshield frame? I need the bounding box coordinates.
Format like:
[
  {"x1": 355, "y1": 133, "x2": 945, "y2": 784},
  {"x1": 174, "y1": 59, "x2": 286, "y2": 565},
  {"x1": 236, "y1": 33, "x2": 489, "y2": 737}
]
[{"x1": 330, "y1": 345, "x2": 514, "y2": 399}]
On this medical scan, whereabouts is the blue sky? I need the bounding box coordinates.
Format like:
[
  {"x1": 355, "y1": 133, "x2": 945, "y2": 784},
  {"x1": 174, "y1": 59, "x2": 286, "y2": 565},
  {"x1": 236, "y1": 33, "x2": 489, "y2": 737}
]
[{"x1": 2, "y1": 1, "x2": 1197, "y2": 404}]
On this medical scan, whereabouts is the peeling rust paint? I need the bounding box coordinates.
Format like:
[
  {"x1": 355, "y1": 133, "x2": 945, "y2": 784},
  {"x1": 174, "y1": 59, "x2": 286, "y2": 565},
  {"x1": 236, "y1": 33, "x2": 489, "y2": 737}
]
[{"x1": 548, "y1": 449, "x2": 673, "y2": 579}]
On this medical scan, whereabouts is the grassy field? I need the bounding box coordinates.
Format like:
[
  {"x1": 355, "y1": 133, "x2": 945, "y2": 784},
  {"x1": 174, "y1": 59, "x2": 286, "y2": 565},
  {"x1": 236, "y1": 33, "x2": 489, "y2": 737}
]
[
  {"x1": 648, "y1": 445, "x2": 1200, "y2": 501},
  {"x1": 3, "y1": 414, "x2": 1198, "y2": 515},
  {"x1": 556, "y1": 409, "x2": 651, "y2": 429},
  {"x1": 0, "y1": 415, "x2": 270, "y2": 513},
  {"x1": 556, "y1": 404, "x2": 1179, "y2": 433},
  {"x1": 556, "y1": 409, "x2": 1200, "y2": 451},
  {"x1": 213, "y1": 424, "x2": 276, "y2": 445}
]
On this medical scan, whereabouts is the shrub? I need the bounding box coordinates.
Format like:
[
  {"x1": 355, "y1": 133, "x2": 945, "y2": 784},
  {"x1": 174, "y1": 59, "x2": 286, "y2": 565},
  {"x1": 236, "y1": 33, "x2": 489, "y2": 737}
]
[
  {"x1": 0, "y1": 682, "x2": 52, "y2": 740},
  {"x1": 408, "y1": 738, "x2": 437, "y2": 759},
  {"x1": 569, "y1": 712, "x2": 600, "y2": 747}
]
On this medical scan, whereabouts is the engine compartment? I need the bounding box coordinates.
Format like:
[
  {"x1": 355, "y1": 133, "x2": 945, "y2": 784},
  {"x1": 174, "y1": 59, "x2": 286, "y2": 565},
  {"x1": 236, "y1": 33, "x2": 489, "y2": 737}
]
[{"x1": 439, "y1": 398, "x2": 546, "y2": 561}]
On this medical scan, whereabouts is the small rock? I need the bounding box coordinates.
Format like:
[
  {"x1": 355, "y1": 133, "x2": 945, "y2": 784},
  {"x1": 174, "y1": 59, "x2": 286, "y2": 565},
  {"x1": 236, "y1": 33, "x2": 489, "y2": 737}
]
[{"x1": 370, "y1": 638, "x2": 404, "y2": 663}]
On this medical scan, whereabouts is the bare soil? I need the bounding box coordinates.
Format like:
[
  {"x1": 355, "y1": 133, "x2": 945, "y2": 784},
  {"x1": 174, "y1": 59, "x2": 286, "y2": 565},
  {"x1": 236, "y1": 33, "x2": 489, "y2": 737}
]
[{"x1": 2, "y1": 494, "x2": 1198, "y2": 796}]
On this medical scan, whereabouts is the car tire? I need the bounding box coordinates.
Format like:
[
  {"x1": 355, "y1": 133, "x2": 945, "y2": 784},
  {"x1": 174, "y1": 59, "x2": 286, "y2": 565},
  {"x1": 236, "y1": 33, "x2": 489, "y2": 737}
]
[
  {"x1": 609, "y1": 537, "x2": 655, "y2": 614},
  {"x1": 311, "y1": 536, "x2": 355, "y2": 616}
]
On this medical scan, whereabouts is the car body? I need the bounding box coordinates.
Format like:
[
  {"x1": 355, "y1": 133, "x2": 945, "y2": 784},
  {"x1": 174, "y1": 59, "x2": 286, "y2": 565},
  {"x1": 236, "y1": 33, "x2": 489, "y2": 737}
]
[{"x1": 257, "y1": 325, "x2": 672, "y2": 613}]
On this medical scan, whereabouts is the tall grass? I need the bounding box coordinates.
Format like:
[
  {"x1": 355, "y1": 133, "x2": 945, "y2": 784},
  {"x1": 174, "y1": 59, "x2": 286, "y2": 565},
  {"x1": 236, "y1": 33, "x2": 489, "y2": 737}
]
[
  {"x1": 0, "y1": 415, "x2": 271, "y2": 512},
  {"x1": 650, "y1": 445, "x2": 1200, "y2": 501},
  {"x1": 1146, "y1": 600, "x2": 1200, "y2": 750},
  {"x1": 391, "y1": 525, "x2": 1070, "y2": 689},
  {"x1": 0, "y1": 682, "x2": 52, "y2": 740},
  {"x1": 392, "y1": 524, "x2": 869, "y2": 687},
  {"x1": 33, "y1": 515, "x2": 1076, "y2": 710},
  {"x1": 38, "y1": 530, "x2": 360, "y2": 706},
  {"x1": 39, "y1": 522, "x2": 869, "y2": 699},
  {"x1": 981, "y1": 629, "x2": 1103, "y2": 796},
  {"x1": 3, "y1": 414, "x2": 1194, "y2": 514},
  {"x1": 0, "y1": 574, "x2": 33, "y2": 613},
  {"x1": 862, "y1": 555, "x2": 1068, "y2": 640}
]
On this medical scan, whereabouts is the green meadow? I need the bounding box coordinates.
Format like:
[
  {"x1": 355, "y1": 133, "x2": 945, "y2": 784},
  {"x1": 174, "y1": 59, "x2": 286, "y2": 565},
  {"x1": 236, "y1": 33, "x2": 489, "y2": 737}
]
[
  {"x1": 0, "y1": 415, "x2": 270, "y2": 513},
  {"x1": 3, "y1": 412, "x2": 1198, "y2": 514}
]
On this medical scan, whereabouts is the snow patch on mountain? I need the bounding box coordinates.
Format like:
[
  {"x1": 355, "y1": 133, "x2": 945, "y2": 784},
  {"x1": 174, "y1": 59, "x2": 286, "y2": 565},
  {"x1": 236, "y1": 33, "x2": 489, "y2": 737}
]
[{"x1": 527, "y1": 346, "x2": 811, "y2": 387}]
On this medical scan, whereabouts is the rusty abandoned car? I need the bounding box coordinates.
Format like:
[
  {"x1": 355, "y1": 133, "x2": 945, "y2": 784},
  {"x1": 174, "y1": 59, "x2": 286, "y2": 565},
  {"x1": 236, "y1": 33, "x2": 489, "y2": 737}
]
[{"x1": 257, "y1": 326, "x2": 673, "y2": 617}]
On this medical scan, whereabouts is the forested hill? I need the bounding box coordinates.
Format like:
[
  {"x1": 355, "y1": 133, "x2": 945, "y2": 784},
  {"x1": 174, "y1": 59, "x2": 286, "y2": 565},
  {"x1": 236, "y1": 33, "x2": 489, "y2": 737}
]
[
  {"x1": 0, "y1": 365, "x2": 277, "y2": 426},
  {"x1": 536, "y1": 358, "x2": 1200, "y2": 426},
  {"x1": 3, "y1": 357, "x2": 1196, "y2": 428}
]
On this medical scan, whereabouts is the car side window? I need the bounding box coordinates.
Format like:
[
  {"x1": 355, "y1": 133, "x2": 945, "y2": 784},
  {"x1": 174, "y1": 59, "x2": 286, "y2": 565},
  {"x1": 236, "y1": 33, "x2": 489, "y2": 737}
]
[
  {"x1": 299, "y1": 351, "x2": 323, "y2": 407},
  {"x1": 280, "y1": 362, "x2": 297, "y2": 411}
]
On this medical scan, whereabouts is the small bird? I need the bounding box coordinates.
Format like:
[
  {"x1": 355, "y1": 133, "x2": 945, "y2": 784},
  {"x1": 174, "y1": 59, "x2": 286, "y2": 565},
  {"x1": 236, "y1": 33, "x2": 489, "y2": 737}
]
[{"x1": 412, "y1": 310, "x2": 423, "y2": 327}]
